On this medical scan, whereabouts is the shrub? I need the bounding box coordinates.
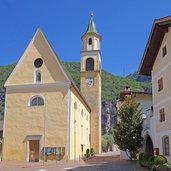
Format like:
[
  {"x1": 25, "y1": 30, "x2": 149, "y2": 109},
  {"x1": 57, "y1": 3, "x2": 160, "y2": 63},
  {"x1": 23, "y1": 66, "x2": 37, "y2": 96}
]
[
  {"x1": 84, "y1": 148, "x2": 90, "y2": 158},
  {"x1": 152, "y1": 161, "x2": 170, "y2": 170},
  {"x1": 145, "y1": 161, "x2": 153, "y2": 169},
  {"x1": 102, "y1": 134, "x2": 114, "y2": 151},
  {"x1": 148, "y1": 156, "x2": 155, "y2": 162},
  {"x1": 86, "y1": 148, "x2": 90, "y2": 155},
  {"x1": 102, "y1": 136, "x2": 108, "y2": 152},
  {"x1": 139, "y1": 153, "x2": 145, "y2": 160},
  {"x1": 154, "y1": 155, "x2": 167, "y2": 165},
  {"x1": 141, "y1": 152, "x2": 153, "y2": 161},
  {"x1": 139, "y1": 152, "x2": 154, "y2": 169},
  {"x1": 139, "y1": 160, "x2": 144, "y2": 167},
  {"x1": 161, "y1": 162, "x2": 171, "y2": 169},
  {"x1": 90, "y1": 148, "x2": 94, "y2": 156},
  {"x1": 139, "y1": 153, "x2": 170, "y2": 170},
  {"x1": 84, "y1": 153, "x2": 90, "y2": 158}
]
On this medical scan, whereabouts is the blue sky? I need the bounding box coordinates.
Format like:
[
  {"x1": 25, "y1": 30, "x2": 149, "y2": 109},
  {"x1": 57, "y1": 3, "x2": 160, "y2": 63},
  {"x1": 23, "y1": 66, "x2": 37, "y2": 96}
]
[{"x1": 1, "y1": 0, "x2": 171, "y2": 76}]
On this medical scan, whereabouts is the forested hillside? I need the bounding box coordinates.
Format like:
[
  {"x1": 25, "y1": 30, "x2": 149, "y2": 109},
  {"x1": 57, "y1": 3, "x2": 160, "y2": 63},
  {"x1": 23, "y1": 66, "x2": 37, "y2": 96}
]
[{"x1": 63, "y1": 62, "x2": 151, "y2": 102}]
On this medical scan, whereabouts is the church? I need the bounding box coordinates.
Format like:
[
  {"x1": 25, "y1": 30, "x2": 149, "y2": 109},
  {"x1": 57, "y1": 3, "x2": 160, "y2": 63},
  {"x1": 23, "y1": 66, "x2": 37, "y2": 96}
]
[{"x1": 2, "y1": 17, "x2": 102, "y2": 162}]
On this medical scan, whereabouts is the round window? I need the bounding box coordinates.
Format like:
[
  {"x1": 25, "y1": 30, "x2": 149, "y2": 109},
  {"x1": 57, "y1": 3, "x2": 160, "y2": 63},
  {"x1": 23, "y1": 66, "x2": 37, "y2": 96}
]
[{"x1": 34, "y1": 58, "x2": 43, "y2": 68}]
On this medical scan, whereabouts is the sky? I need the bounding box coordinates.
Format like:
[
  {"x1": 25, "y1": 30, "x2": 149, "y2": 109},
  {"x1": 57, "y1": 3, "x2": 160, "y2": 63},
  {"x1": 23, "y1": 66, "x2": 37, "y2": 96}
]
[{"x1": 1, "y1": 0, "x2": 171, "y2": 76}]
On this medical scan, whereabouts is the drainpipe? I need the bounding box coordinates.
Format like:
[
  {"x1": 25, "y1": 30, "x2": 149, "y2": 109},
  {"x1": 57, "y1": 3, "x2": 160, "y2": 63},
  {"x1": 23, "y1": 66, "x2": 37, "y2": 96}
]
[{"x1": 66, "y1": 83, "x2": 71, "y2": 162}]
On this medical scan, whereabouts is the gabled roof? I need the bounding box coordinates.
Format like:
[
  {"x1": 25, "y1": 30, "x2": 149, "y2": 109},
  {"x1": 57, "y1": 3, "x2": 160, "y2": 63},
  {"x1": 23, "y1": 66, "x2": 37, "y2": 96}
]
[
  {"x1": 138, "y1": 16, "x2": 171, "y2": 76},
  {"x1": 5, "y1": 28, "x2": 91, "y2": 112},
  {"x1": 42, "y1": 30, "x2": 91, "y2": 112}
]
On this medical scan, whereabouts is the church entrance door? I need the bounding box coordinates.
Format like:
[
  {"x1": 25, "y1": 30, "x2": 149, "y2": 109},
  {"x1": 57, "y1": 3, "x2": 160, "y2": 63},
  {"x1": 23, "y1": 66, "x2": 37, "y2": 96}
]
[{"x1": 29, "y1": 140, "x2": 39, "y2": 162}]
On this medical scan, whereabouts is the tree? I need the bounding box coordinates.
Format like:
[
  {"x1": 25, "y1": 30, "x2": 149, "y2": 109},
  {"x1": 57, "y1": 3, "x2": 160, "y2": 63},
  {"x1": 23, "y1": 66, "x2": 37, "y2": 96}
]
[
  {"x1": 102, "y1": 136, "x2": 108, "y2": 152},
  {"x1": 102, "y1": 134, "x2": 114, "y2": 152},
  {"x1": 114, "y1": 99, "x2": 144, "y2": 160}
]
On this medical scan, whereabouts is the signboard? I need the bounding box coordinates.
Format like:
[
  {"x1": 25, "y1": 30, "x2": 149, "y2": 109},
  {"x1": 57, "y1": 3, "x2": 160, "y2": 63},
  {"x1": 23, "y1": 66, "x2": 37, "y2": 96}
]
[{"x1": 43, "y1": 147, "x2": 65, "y2": 156}]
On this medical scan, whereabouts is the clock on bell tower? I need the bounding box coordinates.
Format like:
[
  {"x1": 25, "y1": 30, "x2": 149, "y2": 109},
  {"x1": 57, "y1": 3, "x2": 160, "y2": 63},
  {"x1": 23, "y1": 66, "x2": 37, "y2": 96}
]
[{"x1": 80, "y1": 14, "x2": 102, "y2": 154}]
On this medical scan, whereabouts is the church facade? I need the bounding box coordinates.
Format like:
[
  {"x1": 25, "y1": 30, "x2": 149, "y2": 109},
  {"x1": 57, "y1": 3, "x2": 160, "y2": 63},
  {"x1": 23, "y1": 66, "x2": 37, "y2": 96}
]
[{"x1": 2, "y1": 18, "x2": 102, "y2": 161}]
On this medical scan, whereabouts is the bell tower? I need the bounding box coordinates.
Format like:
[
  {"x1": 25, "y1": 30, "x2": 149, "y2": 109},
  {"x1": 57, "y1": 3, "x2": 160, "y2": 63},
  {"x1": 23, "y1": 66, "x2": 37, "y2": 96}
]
[{"x1": 80, "y1": 14, "x2": 102, "y2": 154}]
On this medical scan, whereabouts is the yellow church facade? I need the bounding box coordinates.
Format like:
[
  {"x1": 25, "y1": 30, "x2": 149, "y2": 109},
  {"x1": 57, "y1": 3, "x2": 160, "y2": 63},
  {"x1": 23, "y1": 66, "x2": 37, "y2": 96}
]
[{"x1": 2, "y1": 18, "x2": 102, "y2": 161}]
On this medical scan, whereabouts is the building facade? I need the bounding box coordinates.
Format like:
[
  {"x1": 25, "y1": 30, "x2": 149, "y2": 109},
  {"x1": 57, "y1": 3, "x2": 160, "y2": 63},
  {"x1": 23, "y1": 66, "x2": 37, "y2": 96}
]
[
  {"x1": 139, "y1": 16, "x2": 171, "y2": 162},
  {"x1": 2, "y1": 17, "x2": 102, "y2": 161}
]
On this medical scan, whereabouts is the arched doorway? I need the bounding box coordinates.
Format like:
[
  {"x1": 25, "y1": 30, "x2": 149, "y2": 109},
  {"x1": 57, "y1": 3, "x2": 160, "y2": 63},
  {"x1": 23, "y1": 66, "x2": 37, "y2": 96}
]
[{"x1": 145, "y1": 136, "x2": 154, "y2": 154}]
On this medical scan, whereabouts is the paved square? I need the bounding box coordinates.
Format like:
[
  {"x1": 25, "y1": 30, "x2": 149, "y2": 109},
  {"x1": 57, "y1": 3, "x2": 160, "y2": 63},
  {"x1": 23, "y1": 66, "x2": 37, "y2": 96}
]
[{"x1": 0, "y1": 154, "x2": 149, "y2": 171}]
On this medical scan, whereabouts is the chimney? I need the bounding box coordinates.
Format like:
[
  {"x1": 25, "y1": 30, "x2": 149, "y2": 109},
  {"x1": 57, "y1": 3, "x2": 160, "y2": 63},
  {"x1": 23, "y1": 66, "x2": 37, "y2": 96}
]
[{"x1": 125, "y1": 86, "x2": 130, "y2": 91}]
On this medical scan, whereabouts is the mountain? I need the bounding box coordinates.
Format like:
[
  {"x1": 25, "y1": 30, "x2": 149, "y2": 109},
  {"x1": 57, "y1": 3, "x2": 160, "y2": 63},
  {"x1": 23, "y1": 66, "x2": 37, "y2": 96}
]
[
  {"x1": 0, "y1": 64, "x2": 16, "y2": 90},
  {"x1": 126, "y1": 72, "x2": 151, "y2": 83},
  {"x1": 0, "y1": 62, "x2": 151, "y2": 131}
]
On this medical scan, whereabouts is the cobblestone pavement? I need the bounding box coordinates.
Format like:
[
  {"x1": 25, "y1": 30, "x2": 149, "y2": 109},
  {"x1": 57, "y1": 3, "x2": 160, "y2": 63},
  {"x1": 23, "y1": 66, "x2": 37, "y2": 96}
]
[{"x1": 0, "y1": 153, "x2": 149, "y2": 171}]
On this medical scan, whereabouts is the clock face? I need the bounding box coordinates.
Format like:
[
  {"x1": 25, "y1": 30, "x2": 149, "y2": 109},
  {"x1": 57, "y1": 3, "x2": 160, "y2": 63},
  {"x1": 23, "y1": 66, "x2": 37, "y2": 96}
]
[{"x1": 86, "y1": 77, "x2": 94, "y2": 86}]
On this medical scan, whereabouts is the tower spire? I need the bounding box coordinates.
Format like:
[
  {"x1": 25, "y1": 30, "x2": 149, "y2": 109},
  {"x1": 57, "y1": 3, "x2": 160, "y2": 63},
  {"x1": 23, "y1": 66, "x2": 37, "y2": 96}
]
[
  {"x1": 91, "y1": 12, "x2": 94, "y2": 19},
  {"x1": 81, "y1": 13, "x2": 101, "y2": 41}
]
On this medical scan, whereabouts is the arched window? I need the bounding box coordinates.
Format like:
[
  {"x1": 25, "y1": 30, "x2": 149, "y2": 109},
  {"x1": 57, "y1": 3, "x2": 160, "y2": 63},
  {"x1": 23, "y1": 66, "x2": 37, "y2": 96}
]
[
  {"x1": 86, "y1": 115, "x2": 88, "y2": 121},
  {"x1": 88, "y1": 38, "x2": 92, "y2": 45},
  {"x1": 81, "y1": 125, "x2": 83, "y2": 142},
  {"x1": 162, "y1": 136, "x2": 170, "y2": 156},
  {"x1": 30, "y1": 96, "x2": 44, "y2": 106},
  {"x1": 94, "y1": 38, "x2": 98, "y2": 49},
  {"x1": 35, "y1": 70, "x2": 41, "y2": 83},
  {"x1": 74, "y1": 102, "x2": 77, "y2": 110},
  {"x1": 81, "y1": 109, "x2": 84, "y2": 117},
  {"x1": 86, "y1": 58, "x2": 94, "y2": 71}
]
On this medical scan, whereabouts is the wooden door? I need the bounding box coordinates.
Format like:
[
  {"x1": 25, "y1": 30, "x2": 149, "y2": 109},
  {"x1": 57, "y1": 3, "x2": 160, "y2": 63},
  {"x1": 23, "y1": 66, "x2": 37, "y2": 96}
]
[{"x1": 29, "y1": 140, "x2": 39, "y2": 162}]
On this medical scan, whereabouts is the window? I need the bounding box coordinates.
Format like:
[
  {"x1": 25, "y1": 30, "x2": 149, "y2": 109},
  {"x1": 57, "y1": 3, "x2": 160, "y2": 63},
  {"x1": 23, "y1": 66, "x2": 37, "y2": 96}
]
[
  {"x1": 81, "y1": 109, "x2": 83, "y2": 117},
  {"x1": 30, "y1": 96, "x2": 44, "y2": 106},
  {"x1": 81, "y1": 125, "x2": 83, "y2": 142},
  {"x1": 158, "y1": 77, "x2": 163, "y2": 92},
  {"x1": 86, "y1": 58, "x2": 94, "y2": 71},
  {"x1": 86, "y1": 128, "x2": 88, "y2": 144},
  {"x1": 74, "y1": 102, "x2": 77, "y2": 110},
  {"x1": 34, "y1": 58, "x2": 43, "y2": 68},
  {"x1": 162, "y1": 136, "x2": 170, "y2": 156},
  {"x1": 74, "y1": 120, "x2": 77, "y2": 133},
  {"x1": 86, "y1": 115, "x2": 88, "y2": 121},
  {"x1": 160, "y1": 108, "x2": 165, "y2": 122},
  {"x1": 88, "y1": 38, "x2": 92, "y2": 45},
  {"x1": 162, "y1": 45, "x2": 167, "y2": 57},
  {"x1": 35, "y1": 70, "x2": 41, "y2": 83}
]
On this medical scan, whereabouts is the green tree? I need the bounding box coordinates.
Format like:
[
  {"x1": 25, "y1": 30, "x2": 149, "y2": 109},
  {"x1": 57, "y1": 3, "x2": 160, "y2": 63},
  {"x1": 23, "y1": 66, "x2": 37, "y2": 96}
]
[
  {"x1": 114, "y1": 99, "x2": 144, "y2": 160},
  {"x1": 102, "y1": 134, "x2": 114, "y2": 152},
  {"x1": 101, "y1": 136, "x2": 108, "y2": 152}
]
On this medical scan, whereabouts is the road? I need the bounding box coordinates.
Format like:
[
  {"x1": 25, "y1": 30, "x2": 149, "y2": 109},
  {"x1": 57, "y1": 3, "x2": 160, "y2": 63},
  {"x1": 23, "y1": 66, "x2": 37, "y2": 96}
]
[{"x1": 0, "y1": 153, "x2": 149, "y2": 171}]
